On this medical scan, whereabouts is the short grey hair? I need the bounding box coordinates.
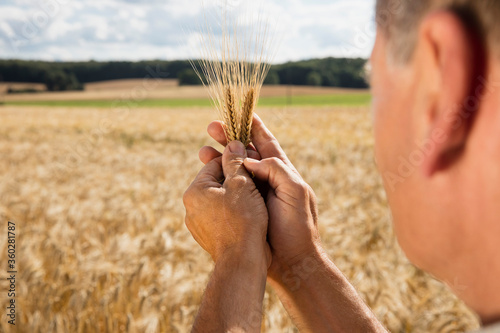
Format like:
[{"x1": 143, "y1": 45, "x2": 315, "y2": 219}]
[{"x1": 376, "y1": 0, "x2": 500, "y2": 63}]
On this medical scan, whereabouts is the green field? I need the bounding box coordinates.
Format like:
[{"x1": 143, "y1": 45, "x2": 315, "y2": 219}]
[{"x1": 3, "y1": 93, "x2": 371, "y2": 108}]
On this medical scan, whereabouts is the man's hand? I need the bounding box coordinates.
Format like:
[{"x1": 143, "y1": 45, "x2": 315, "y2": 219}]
[
  {"x1": 184, "y1": 140, "x2": 272, "y2": 332},
  {"x1": 184, "y1": 140, "x2": 271, "y2": 267},
  {"x1": 199, "y1": 115, "x2": 323, "y2": 283},
  {"x1": 244, "y1": 157, "x2": 323, "y2": 281}
]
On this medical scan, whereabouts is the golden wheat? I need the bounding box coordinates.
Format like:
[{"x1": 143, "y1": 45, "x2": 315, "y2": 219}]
[
  {"x1": 191, "y1": 3, "x2": 273, "y2": 146},
  {"x1": 224, "y1": 86, "x2": 238, "y2": 142},
  {"x1": 0, "y1": 104, "x2": 480, "y2": 332},
  {"x1": 241, "y1": 88, "x2": 255, "y2": 146}
]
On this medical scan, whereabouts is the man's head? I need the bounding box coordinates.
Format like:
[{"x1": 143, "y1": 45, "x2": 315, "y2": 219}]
[{"x1": 371, "y1": 0, "x2": 500, "y2": 323}]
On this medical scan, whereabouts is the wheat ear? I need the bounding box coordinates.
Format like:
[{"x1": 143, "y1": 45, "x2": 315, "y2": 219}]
[
  {"x1": 240, "y1": 88, "x2": 255, "y2": 147},
  {"x1": 224, "y1": 87, "x2": 238, "y2": 142}
]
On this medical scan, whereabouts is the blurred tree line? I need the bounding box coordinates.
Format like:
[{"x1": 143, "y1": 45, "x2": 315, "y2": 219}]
[
  {"x1": 0, "y1": 57, "x2": 368, "y2": 92},
  {"x1": 269, "y1": 58, "x2": 368, "y2": 88}
]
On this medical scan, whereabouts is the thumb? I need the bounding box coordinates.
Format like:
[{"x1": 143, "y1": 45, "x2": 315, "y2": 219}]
[
  {"x1": 222, "y1": 141, "x2": 249, "y2": 180},
  {"x1": 244, "y1": 157, "x2": 300, "y2": 191}
]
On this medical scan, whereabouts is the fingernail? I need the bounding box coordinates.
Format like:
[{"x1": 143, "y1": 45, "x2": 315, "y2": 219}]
[{"x1": 228, "y1": 141, "x2": 245, "y2": 155}]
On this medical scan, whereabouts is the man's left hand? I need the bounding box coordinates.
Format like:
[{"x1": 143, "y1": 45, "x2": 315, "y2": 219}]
[{"x1": 183, "y1": 140, "x2": 272, "y2": 269}]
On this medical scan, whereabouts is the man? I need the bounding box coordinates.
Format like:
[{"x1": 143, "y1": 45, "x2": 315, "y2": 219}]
[{"x1": 183, "y1": 0, "x2": 500, "y2": 331}]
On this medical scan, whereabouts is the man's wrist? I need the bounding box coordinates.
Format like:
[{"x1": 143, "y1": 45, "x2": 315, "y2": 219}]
[
  {"x1": 269, "y1": 244, "x2": 328, "y2": 291},
  {"x1": 216, "y1": 244, "x2": 270, "y2": 277},
  {"x1": 193, "y1": 243, "x2": 269, "y2": 333}
]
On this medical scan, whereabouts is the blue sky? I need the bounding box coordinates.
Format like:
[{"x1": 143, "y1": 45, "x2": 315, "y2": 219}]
[{"x1": 0, "y1": 0, "x2": 376, "y2": 63}]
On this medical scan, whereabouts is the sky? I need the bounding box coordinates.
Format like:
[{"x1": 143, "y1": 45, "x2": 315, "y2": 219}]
[{"x1": 0, "y1": 0, "x2": 376, "y2": 64}]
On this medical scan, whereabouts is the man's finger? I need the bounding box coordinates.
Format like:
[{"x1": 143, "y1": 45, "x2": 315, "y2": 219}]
[
  {"x1": 208, "y1": 121, "x2": 259, "y2": 154},
  {"x1": 193, "y1": 156, "x2": 224, "y2": 186},
  {"x1": 243, "y1": 157, "x2": 301, "y2": 191},
  {"x1": 199, "y1": 146, "x2": 222, "y2": 165},
  {"x1": 222, "y1": 141, "x2": 250, "y2": 180},
  {"x1": 199, "y1": 146, "x2": 260, "y2": 165},
  {"x1": 208, "y1": 121, "x2": 227, "y2": 146},
  {"x1": 250, "y1": 114, "x2": 300, "y2": 175}
]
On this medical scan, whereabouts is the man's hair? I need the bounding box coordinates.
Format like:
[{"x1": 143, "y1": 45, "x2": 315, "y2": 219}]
[{"x1": 376, "y1": 0, "x2": 500, "y2": 63}]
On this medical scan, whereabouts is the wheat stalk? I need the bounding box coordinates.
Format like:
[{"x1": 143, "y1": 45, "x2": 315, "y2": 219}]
[{"x1": 191, "y1": 2, "x2": 274, "y2": 147}]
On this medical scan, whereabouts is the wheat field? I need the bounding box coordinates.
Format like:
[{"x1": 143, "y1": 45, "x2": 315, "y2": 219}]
[{"x1": 0, "y1": 104, "x2": 480, "y2": 332}]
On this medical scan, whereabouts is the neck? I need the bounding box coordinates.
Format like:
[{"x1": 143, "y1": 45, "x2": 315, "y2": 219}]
[
  {"x1": 471, "y1": 261, "x2": 500, "y2": 325},
  {"x1": 449, "y1": 223, "x2": 500, "y2": 326}
]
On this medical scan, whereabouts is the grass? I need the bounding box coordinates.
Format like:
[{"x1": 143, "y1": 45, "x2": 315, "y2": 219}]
[
  {"x1": 0, "y1": 105, "x2": 479, "y2": 333},
  {"x1": 3, "y1": 93, "x2": 372, "y2": 108},
  {"x1": 259, "y1": 93, "x2": 372, "y2": 107}
]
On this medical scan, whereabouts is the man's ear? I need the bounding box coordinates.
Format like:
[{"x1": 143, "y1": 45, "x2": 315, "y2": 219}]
[{"x1": 417, "y1": 10, "x2": 486, "y2": 176}]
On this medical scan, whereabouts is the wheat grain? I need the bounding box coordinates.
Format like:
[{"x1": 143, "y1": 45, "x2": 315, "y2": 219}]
[
  {"x1": 240, "y1": 88, "x2": 255, "y2": 147},
  {"x1": 224, "y1": 87, "x2": 238, "y2": 142}
]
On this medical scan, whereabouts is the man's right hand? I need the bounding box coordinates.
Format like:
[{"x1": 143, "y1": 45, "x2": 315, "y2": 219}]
[{"x1": 199, "y1": 114, "x2": 324, "y2": 285}]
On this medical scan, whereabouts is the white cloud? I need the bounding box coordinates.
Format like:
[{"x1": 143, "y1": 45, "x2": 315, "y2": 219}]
[{"x1": 0, "y1": 0, "x2": 376, "y2": 62}]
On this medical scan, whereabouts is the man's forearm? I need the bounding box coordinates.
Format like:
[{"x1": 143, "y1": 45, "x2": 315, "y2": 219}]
[
  {"x1": 269, "y1": 249, "x2": 387, "y2": 333},
  {"x1": 192, "y1": 250, "x2": 268, "y2": 333}
]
